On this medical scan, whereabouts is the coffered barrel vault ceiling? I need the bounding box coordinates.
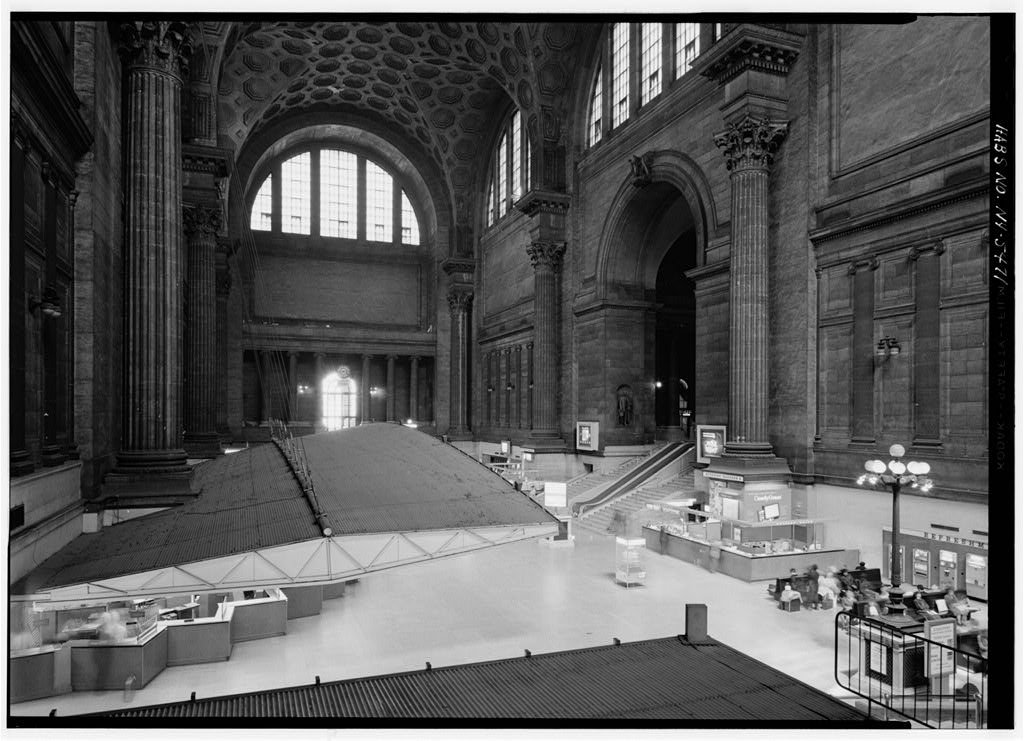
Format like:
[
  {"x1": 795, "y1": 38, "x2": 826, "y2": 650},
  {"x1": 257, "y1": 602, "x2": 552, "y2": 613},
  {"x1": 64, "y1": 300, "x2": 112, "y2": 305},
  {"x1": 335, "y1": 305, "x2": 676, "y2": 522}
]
[{"x1": 197, "y1": 20, "x2": 592, "y2": 208}]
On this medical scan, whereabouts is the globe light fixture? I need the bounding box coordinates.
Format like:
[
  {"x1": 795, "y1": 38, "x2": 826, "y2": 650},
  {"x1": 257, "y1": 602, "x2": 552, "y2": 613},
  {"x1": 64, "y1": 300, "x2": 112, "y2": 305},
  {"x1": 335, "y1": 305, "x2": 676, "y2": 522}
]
[{"x1": 856, "y1": 443, "x2": 934, "y2": 588}]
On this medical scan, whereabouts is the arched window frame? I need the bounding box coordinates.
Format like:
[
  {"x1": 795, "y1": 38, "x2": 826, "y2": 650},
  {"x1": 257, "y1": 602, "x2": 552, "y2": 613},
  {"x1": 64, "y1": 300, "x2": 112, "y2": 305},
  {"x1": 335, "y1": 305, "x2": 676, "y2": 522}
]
[
  {"x1": 584, "y1": 22, "x2": 722, "y2": 150},
  {"x1": 247, "y1": 145, "x2": 422, "y2": 246},
  {"x1": 484, "y1": 107, "x2": 531, "y2": 229}
]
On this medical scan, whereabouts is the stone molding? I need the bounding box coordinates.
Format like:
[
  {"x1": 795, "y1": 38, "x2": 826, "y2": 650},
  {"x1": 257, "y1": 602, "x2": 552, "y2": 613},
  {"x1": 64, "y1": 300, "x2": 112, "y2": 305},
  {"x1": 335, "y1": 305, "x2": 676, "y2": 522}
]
[
  {"x1": 515, "y1": 189, "x2": 571, "y2": 217},
  {"x1": 441, "y1": 257, "x2": 477, "y2": 277},
  {"x1": 183, "y1": 204, "x2": 223, "y2": 237},
  {"x1": 182, "y1": 144, "x2": 232, "y2": 177},
  {"x1": 714, "y1": 116, "x2": 789, "y2": 172},
  {"x1": 527, "y1": 240, "x2": 566, "y2": 271},
  {"x1": 908, "y1": 239, "x2": 947, "y2": 261},
  {"x1": 118, "y1": 21, "x2": 193, "y2": 80},
  {"x1": 697, "y1": 24, "x2": 803, "y2": 85},
  {"x1": 846, "y1": 257, "x2": 879, "y2": 275}
]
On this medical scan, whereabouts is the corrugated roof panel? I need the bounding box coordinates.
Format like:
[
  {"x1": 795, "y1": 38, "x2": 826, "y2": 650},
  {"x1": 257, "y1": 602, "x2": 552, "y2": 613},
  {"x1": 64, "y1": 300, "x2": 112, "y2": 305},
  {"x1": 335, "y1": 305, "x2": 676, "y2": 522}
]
[{"x1": 95, "y1": 636, "x2": 875, "y2": 722}]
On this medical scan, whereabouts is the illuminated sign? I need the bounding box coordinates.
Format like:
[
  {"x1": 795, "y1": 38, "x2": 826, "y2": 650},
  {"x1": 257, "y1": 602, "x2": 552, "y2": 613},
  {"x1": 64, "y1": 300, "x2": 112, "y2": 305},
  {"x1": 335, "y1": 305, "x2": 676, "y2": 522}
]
[
  {"x1": 576, "y1": 421, "x2": 599, "y2": 451},
  {"x1": 696, "y1": 425, "x2": 726, "y2": 464}
]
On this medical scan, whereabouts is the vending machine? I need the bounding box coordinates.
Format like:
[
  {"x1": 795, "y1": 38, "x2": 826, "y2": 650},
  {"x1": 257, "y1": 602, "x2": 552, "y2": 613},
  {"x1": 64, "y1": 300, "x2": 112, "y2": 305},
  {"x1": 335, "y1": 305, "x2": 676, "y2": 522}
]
[
  {"x1": 964, "y1": 553, "x2": 987, "y2": 600},
  {"x1": 912, "y1": 548, "x2": 931, "y2": 586},
  {"x1": 938, "y1": 550, "x2": 959, "y2": 591}
]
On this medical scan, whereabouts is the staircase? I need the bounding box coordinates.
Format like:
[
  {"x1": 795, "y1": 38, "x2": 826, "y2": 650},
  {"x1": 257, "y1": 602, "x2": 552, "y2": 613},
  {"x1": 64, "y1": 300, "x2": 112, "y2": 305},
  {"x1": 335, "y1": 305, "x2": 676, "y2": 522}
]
[
  {"x1": 563, "y1": 449, "x2": 659, "y2": 504},
  {"x1": 575, "y1": 445, "x2": 697, "y2": 536}
]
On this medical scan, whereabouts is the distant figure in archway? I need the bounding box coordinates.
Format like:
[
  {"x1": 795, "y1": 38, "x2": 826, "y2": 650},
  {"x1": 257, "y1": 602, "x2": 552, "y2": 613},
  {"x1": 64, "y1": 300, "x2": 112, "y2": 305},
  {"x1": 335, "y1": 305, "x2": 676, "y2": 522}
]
[{"x1": 616, "y1": 385, "x2": 634, "y2": 427}]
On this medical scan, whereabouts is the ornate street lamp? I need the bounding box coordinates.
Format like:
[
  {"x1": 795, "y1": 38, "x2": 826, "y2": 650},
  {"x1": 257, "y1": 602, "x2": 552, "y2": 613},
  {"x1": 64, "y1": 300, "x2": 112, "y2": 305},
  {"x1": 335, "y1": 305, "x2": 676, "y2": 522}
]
[{"x1": 857, "y1": 443, "x2": 933, "y2": 589}]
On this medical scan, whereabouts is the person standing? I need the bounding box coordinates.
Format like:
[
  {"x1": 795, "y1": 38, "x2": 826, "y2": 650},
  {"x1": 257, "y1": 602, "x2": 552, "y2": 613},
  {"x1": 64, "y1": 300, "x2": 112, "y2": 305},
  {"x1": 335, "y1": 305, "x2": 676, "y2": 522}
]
[{"x1": 807, "y1": 564, "x2": 821, "y2": 609}]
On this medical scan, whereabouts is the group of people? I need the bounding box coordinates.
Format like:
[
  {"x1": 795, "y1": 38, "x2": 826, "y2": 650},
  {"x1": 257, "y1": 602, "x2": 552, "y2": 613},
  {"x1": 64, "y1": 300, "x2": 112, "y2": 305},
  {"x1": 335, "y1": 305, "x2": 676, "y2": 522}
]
[{"x1": 778, "y1": 562, "x2": 876, "y2": 611}]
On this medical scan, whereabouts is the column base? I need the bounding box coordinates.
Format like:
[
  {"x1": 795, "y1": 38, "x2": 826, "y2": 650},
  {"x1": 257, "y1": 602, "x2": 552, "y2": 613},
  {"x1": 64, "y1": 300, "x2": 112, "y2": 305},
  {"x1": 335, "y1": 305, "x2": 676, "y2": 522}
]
[
  {"x1": 40, "y1": 444, "x2": 67, "y2": 467},
  {"x1": 525, "y1": 432, "x2": 566, "y2": 453},
  {"x1": 722, "y1": 440, "x2": 776, "y2": 457},
  {"x1": 184, "y1": 432, "x2": 224, "y2": 458},
  {"x1": 102, "y1": 449, "x2": 198, "y2": 503},
  {"x1": 10, "y1": 450, "x2": 35, "y2": 477}
]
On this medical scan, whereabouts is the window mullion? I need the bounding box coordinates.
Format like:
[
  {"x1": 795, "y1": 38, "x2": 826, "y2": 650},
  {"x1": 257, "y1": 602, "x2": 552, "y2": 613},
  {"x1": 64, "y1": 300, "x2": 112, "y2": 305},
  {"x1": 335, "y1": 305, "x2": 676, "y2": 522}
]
[
  {"x1": 602, "y1": 30, "x2": 612, "y2": 135},
  {"x1": 629, "y1": 23, "x2": 640, "y2": 119},
  {"x1": 391, "y1": 176, "x2": 401, "y2": 245},
  {"x1": 311, "y1": 149, "x2": 321, "y2": 238},
  {"x1": 271, "y1": 161, "x2": 282, "y2": 233},
  {"x1": 357, "y1": 157, "x2": 366, "y2": 241},
  {"x1": 505, "y1": 124, "x2": 512, "y2": 212},
  {"x1": 662, "y1": 23, "x2": 673, "y2": 91}
]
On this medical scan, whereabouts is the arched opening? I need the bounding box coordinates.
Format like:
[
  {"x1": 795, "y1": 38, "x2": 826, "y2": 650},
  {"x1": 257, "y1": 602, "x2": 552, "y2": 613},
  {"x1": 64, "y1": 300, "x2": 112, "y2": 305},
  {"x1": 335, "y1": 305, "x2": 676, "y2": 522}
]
[
  {"x1": 322, "y1": 369, "x2": 357, "y2": 431},
  {"x1": 654, "y1": 232, "x2": 697, "y2": 440}
]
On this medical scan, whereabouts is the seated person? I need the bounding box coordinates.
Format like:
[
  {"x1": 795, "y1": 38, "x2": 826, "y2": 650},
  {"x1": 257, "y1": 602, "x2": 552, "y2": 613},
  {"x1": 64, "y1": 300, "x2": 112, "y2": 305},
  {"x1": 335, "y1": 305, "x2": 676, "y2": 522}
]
[
  {"x1": 943, "y1": 587, "x2": 972, "y2": 625},
  {"x1": 838, "y1": 589, "x2": 856, "y2": 611},
  {"x1": 780, "y1": 582, "x2": 800, "y2": 605}
]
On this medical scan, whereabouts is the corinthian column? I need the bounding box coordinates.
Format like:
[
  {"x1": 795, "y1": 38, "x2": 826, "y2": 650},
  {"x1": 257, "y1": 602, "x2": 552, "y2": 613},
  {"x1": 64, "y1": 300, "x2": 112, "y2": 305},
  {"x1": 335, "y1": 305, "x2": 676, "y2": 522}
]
[
  {"x1": 446, "y1": 288, "x2": 472, "y2": 437},
  {"x1": 527, "y1": 241, "x2": 566, "y2": 438},
  {"x1": 106, "y1": 21, "x2": 195, "y2": 499},
  {"x1": 183, "y1": 204, "x2": 223, "y2": 458},
  {"x1": 714, "y1": 115, "x2": 787, "y2": 454}
]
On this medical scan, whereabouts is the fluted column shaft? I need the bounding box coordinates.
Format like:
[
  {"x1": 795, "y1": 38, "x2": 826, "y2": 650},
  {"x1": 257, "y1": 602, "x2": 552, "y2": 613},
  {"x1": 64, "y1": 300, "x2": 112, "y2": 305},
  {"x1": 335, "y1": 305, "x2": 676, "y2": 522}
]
[
  {"x1": 527, "y1": 242, "x2": 565, "y2": 436},
  {"x1": 714, "y1": 116, "x2": 787, "y2": 451},
  {"x1": 447, "y1": 288, "x2": 472, "y2": 435},
  {"x1": 409, "y1": 356, "x2": 419, "y2": 422},
  {"x1": 117, "y1": 21, "x2": 192, "y2": 471},
  {"x1": 386, "y1": 355, "x2": 396, "y2": 422},
  {"x1": 361, "y1": 354, "x2": 372, "y2": 423},
  {"x1": 183, "y1": 206, "x2": 221, "y2": 454}
]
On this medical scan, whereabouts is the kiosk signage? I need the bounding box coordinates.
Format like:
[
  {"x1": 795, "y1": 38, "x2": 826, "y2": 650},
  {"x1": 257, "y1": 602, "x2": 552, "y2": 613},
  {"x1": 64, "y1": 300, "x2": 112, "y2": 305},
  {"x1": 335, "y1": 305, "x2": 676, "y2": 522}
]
[
  {"x1": 696, "y1": 425, "x2": 726, "y2": 464},
  {"x1": 924, "y1": 618, "x2": 956, "y2": 678},
  {"x1": 575, "y1": 421, "x2": 598, "y2": 451}
]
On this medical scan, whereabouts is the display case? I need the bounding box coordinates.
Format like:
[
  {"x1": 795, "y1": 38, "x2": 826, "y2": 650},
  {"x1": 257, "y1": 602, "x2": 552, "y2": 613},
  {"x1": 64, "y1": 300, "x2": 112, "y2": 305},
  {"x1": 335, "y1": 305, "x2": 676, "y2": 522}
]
[{"x1": 615, "y1": 537, "x2": 646, "y2": 587}]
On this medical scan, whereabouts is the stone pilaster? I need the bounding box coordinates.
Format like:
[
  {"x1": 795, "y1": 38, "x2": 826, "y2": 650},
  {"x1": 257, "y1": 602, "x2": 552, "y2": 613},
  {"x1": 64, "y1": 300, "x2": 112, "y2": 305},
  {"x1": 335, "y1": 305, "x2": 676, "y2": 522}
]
[
  {"x1": 714, "y1": 115, "x2": 788, "y2": 454},
  {"x1": 183, "y1": 204, "x2": 223, "y2": 458},
  {"x1": 214, "y1": 246, "x2": 231, "y2": 437},
  {"x1": 314, "y1": 352, "x2": 326, "y2": 429},
  {"x1": 526, "y1": 240, "x2": 566, "y2": 439},
  {"x1": 386, "y1": 355, "x2": 396, "y2": 422},
  {"x1": 260, "y1": 349, "x2": 273, "y2": 422},
  {"x1": 442, "y1": 257, "x2": 476, "y2": 438},
  {"x1": 105, "y1": 21, "x2": 195, "y2": 500},
  {"x1": 517, "y1": 190, "x2": 570, "y2": 446},
  {"x1": 446, "y1": 288, "x2": 473, "y2": 437},
  {"x1": 409, "y1": 356, "x2": 420, "y2": 423},
  {"x1": 361, "y1": 354, "x2": 372, "y2": 423},
  {"x1": 9, "y1": 115, "x2": 34, "y2": 476}
]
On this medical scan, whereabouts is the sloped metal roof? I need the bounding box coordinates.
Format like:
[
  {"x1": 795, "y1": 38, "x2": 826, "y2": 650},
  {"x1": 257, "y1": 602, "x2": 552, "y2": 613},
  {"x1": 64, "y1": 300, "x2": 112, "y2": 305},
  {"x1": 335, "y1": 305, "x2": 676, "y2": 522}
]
[
  {"x1": 90, "y1": 635, "x2": 886, "y2": 724},
  {"x1": 14, "y1": 425, "x2": 558, "y2": 599}
]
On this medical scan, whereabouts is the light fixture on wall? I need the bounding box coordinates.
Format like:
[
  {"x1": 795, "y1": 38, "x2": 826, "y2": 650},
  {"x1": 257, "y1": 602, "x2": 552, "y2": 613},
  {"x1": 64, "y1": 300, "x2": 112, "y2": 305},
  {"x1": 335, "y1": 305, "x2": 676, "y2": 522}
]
[
  {"x1": 655, "y1": 380, "x2": 663, "y2": 389},
  {"x1": 370, "y1": 386, "x2": 382, "y2": 397},
  {"x1": 505, "y1": 382, "x2": 515, "y2": 391},
  {"x1": 875, "y1": 336, "x2": 901, "y2": 360},
  {"x1": 487, "y1": 385, "x2": 494, "y2": 393},
  {"x1": 29, "y1": 284, "x2": 62, "y2": 319}
]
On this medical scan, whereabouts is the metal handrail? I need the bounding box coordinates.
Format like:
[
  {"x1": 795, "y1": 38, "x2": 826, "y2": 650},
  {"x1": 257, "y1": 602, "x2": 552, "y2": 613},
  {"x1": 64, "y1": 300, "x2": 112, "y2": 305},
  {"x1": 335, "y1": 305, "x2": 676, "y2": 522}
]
[{"x1": 834, "y1": 610, "x2": 987, "y2": 728}]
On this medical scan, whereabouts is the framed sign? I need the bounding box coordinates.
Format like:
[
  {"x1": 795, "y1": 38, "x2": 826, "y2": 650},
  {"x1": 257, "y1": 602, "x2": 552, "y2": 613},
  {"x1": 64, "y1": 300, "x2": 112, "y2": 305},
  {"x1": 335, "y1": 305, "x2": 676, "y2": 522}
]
[
  {"x1": 696, "y1": 425, "x2": 726, "y2": 464},
  {"x1": 576, "y1": 421, "x2": 599, "y2": 451},
  {"x1": 544, "y1": 481, "x2": 567, "y2": 508},
  {"x1": 924, "y1": 618, "x2": 956, "y2": 678}
]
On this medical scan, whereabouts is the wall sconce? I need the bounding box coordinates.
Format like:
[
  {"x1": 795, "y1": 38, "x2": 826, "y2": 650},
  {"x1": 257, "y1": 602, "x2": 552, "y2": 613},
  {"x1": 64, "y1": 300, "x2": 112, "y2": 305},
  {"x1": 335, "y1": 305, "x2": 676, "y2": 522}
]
[
  {"x1": 505, "y1": 382, "x2": 515, "y2": 391},
  {"x1": 370, "y1": 386, "x2": 382, "y2": 397},
  {"x1": 487, "y1": 385, "x2": 495, "y2": 393},
  {"x1": 654, "y1": 381, "x2": 663, "y2": 389},
  {"x1": 875, "y1": 336, "x2": 901, "y2": 360},
  {"x1": 29, "y1": 284, "x2": 62, "y2": 319},
  {"x1": 296, "y1": 384, "x2": 312, "y2": 395}
]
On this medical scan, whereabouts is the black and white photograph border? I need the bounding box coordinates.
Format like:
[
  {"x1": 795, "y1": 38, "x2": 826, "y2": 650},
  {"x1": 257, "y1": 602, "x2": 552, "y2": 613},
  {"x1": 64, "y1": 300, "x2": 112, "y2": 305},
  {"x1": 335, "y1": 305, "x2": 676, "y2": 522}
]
[{"x1": 3, "y1": 0, "x2": 1019, "y2": 735}]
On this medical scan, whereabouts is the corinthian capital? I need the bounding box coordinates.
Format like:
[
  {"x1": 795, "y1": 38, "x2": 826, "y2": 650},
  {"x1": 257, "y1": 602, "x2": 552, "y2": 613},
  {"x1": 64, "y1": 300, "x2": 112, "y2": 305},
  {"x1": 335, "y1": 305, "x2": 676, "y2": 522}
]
[
  {"x1": 713, "y1": 116, "x2": 788, "y2": 172},
  {"x1": 447, "y1": 287, "x2": 473, "y2": 314},
  {"x1": 183, "y1": 204, "x2": 223, "y2": 237},
  {"x1": 119, "y1": 21, "x2": 193, "y2": 79},
  {"x1": 526, "y1": 241, "x2": 566, "y2": 271}
]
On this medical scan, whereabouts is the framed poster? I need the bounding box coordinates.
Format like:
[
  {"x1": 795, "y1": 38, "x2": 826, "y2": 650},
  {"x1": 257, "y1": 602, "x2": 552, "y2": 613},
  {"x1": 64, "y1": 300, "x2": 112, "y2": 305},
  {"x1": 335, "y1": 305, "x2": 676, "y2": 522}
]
[
  {"x1": 696, "y1": 424, "x2": 727, "y2": 464},
  {"x1": 576, "y1": 421, "x2": 598, "y2": 451}
]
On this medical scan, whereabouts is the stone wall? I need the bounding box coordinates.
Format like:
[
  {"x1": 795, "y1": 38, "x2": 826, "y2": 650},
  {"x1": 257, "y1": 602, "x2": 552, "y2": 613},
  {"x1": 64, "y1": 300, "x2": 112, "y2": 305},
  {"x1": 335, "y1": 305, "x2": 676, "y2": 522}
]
[{"x1": 72, "y1": 22, "x2": 123, "y2": 497}]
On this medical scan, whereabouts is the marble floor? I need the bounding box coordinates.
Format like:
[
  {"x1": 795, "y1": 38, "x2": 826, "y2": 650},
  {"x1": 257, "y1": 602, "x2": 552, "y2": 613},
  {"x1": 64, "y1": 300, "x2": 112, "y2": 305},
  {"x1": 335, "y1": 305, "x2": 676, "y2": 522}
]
[{"x1": 11, "y1": 526, "x2": 883, "y2": 719}]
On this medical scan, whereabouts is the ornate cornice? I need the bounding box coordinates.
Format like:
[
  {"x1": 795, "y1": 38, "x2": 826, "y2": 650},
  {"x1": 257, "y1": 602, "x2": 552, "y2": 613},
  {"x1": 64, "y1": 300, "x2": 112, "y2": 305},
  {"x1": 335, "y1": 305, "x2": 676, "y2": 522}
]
[
  {"x1": 527, "y1": 240, "x2": 566, "y2": 271},
  {"x1": 183, "y1": 204, "x2": 223, "y2": 237},
  {"x1": 696, "y1": 24, "x2": 803, "y2": 85},
  {"x1": 182, "y1": 144, "x2": 232, "y2": 177},
  {"x1": 447, "y1": 287, "x2": 473, "y2": 314},
  {"x1": 118, "y1": 21, "x2": 193, "y2": 80},
  {"x1": 441, "y1": 257, "x2": 477, "y2": 277},
  {"x1": 713, "y1": 116, "x2": 789, "y2": 172},
  {"x1": 515, "y1": 189, "x2": 571, "y2": 217}
]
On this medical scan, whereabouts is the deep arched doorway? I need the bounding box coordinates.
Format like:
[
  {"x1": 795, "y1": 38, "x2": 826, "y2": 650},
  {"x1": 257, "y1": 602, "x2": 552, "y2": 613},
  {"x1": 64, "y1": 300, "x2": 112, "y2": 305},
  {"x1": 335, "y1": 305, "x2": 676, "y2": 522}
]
[{"x1": 654, "y1": 232, "x2": 697, "y2": 440}]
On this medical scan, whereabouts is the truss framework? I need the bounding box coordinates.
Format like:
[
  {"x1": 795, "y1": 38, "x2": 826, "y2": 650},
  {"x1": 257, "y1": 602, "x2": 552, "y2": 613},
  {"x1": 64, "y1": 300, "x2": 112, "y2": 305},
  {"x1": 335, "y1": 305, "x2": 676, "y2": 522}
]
[{"x1": 18, "y1": 523, "x2": 558, "y2": 608}]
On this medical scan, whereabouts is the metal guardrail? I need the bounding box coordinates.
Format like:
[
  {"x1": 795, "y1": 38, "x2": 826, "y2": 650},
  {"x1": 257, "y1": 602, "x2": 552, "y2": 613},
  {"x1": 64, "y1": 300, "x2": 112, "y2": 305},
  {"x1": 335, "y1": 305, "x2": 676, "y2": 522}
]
[{"x1": 834, "y1": 610, "x2": 987, "y2": 728}]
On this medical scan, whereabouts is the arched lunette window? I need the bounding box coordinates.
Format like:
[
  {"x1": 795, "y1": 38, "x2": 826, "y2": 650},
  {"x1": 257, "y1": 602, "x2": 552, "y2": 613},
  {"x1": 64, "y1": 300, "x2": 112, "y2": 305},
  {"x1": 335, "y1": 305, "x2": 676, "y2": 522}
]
[
  {"x1": 249, "y1": 148, "x2": 421, "y2": 245},
  {"x1": 484, "y1": 108, "x2": 531, "y2": 229},
  {"x1": 585, "y1": 21, "x2": 722, "y2": 150}
]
